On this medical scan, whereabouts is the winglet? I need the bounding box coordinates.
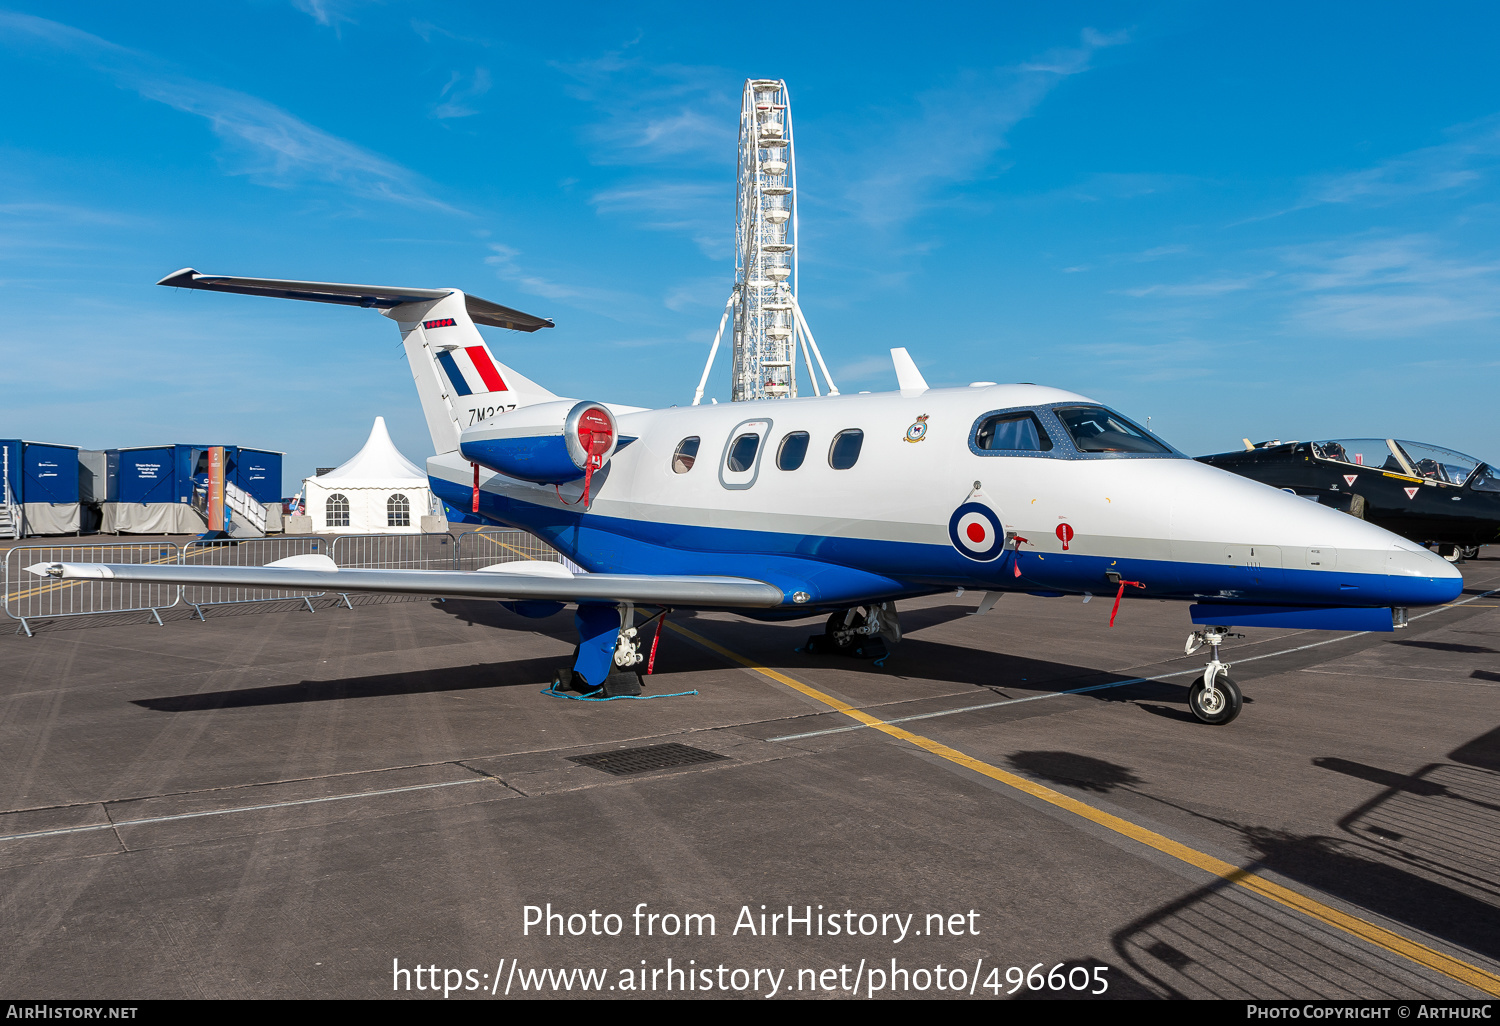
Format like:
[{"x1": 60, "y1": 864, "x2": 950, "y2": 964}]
[{"x1": 891, "y1": 348, "x2": 928, "y2": 391}]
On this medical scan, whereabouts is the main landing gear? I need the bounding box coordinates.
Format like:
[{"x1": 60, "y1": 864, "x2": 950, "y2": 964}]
[
  {"x1": 1183, "y1": 626, "x2": 1245, "y2": 725},
  {"x1": 552, "y1": 602, "x2": 663, "y2": 698},
  {"x1": 803, "y1": 603, "x2": 901, "y2": 665}
]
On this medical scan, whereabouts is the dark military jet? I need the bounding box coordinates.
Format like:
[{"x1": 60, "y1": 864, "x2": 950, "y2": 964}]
[{"x1": 1199, "y1": 438, "x2": 1500, "y2": 562}]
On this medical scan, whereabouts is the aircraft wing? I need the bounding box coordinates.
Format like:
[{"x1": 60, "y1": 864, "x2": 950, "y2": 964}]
[
  {"x1": 156, "y1": 268, "x2": 555, "y2": 333},
  {"x1": 25, "y1": 558, "x2": 785, "y2": 608}
]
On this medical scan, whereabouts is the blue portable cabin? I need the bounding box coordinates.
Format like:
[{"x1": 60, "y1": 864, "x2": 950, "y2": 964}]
[
  {"x1": 1, "y1": 439, "x2": 82, "y2": 535},
  {"x1": 109, "y1": 445, "x2": 257, "y2": 503},
  {"x1": 1, "y1": 439, "x2": 81, "y2": 504},
  {"x1": 235, "y1": 448, "x2": 283, "y2": 506}
]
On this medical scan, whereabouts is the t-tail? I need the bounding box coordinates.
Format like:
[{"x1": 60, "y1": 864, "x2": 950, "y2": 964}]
[{"x1": 157, "y1": 269, "x2": 558, "y2": 454}]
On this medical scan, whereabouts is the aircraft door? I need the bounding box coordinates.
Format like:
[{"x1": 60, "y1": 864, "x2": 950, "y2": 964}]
[{"x1": 720, "y1": 419, "x2": 771, "y2": 490}]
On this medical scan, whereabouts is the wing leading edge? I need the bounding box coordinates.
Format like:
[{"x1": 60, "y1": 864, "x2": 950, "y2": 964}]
[
  {"x1": 156, "y1": 268, "x2": 555, "y2": 333},
  {"x1": 26, "y1": 561, "x2": 786, "y2": 608}
]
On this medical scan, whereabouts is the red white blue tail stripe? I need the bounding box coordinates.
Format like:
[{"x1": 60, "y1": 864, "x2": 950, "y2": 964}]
[{"x1": 435, "y1": 345, "x2": 509, "y2": 396}]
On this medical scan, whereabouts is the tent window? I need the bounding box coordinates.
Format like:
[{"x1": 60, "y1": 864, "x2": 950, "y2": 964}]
[
  {"x1": 387, "y1": 493, "x2": 411, "y2": 527},
  {"x1": 326, "y1": 493, "x2": 350, "y2": 527}
]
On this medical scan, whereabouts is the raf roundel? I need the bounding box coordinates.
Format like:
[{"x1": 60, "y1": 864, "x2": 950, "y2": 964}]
[{"x1": 948, "y1": 502, "x2": 1006, "y2": 562}]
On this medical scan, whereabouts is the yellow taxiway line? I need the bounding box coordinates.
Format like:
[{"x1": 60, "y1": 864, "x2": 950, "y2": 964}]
[{"x1": 667, "y1": 621, "x2": 1500, "y2": 998}]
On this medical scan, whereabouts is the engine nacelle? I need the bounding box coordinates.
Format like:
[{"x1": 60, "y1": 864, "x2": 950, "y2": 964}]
[{"x1": 459, "y1": 400, "x2": 620, "y2": 485}]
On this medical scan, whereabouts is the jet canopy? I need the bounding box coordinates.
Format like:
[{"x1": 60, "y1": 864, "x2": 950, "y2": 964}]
[{"x1": 1309, "y1": 438, "x2": 1490, "y2": 488}]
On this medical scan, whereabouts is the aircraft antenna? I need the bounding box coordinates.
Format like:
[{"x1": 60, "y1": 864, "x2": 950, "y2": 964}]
[{"x1": 693, "y1": 79, "x2": 838, "y2": 404}]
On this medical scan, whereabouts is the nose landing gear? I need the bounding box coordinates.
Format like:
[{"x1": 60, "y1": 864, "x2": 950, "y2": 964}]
[{"x1": 1184, "y1": 626, "x2": 1245, "y2": 725}]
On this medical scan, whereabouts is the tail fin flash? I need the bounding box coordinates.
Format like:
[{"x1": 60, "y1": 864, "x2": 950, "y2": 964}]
[
  {"x1": 157, "y1": 269, "x2": 557, "y2": 454},
  {"x1": 387, "y1": 290, "x2": 558, "y2": 454}
]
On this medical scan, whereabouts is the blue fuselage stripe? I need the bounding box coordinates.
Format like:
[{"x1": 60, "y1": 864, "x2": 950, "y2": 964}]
[{"x1": 431, "y1": 476, "x2": 1462, "y2": 614}]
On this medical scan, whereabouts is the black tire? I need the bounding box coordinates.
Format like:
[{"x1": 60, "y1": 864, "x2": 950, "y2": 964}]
[
  {"x1": 825, "y1": 609, "x2": 865, "y2": 651},
  {"x1": 1188, "y1": 674, "x2": 1243, "y2": 725},
  {"x1": 1440, "y1": 544, "x2": 1462, "y2": 563}
]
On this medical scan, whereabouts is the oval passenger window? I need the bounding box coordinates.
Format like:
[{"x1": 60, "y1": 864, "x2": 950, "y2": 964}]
[
  {"x1": 727, "y1": 433, "x2": 761, "y2": 473},
  {"x1": 777, "y1": 432, "x2": 809, "y2": 470},
  {"x1": 672, "y1": 437, "x2": 700, "y2": 474},
  {"x1": 829, "y1": 429, "x2": 863, "y2": 470}
]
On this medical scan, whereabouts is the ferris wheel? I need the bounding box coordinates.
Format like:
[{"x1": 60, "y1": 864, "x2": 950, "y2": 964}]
[{"x1": 694, "y1": 79, "x2": 838, "y2": 404}]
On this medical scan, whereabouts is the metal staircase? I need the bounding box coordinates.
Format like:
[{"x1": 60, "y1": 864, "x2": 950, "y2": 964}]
[{"x1": 1, "y1": 447, "x2": 20, "y2": 540}]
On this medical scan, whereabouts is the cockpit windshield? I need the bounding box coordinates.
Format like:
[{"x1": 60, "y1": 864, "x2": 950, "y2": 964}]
[
  {"x1": 1473, "y1": 465, "x2": 1500, "y2": 493},
  {"x1": 1309, "y1": 439, "x2": 1394, "y2": 469},
  {"x1": 1311, "y1": 437, "x2": 1483, "y2": 486},
  {"x1": 1053, "y1": 406, "x2": 1172, "y2": 454}
]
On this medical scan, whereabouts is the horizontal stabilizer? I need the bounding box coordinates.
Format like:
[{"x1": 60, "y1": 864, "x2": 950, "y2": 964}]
[
  {"x1": 27, "y1": 561, "x2": 785, "y2": 608},
  {"x1": 157, "y1": 268, "x2": 554, "y2": 332}
]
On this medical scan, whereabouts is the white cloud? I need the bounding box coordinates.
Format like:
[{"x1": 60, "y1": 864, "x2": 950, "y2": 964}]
[
  {"x1": 1119, "y1": 273, "x2": 1272, "y2": 298},
  {"x1": 431, "y1": 68, "x2": 492, "y2": 120},
  {"x1": 0, "y1": 11, "x2": 455, "y2": 212},
  {"x1": 590, "y1": 181, "x2": 732, "y2": 258},
  {"x1": 1305, "y1": 115, "x2": 1500, "y2": 207},
  {"x1": 1281, "y1": 234, "x2": 1500, "y2": 335},
  {"x1": 837, "y1": 28, "x2": 1130, "y2": 227},
  {"x1": 552, "y1": 51, "x2": 737, "y2": 167},
  {"x1": 483, "y1": 243, "x2": 637, "y2": 317}
]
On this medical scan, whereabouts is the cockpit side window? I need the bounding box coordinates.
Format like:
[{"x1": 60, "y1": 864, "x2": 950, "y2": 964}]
[
  {"x1": 1054, "y1": 407, "x2": 1170, "y2": 454},
  {"x1": 975, "y1": 412, "x2": 1052, "y2": 452},
  {"x1": 1472, "y1": 465, "x2": 1500, "y2": 493}
]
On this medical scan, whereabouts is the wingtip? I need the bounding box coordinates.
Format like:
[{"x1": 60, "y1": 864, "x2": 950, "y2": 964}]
[{"x1": 157, "y1": 267, "x2": 201, "y2": 288}]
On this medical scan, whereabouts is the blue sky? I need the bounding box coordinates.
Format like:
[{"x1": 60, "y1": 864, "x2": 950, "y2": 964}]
[{"x1": 2, "y1": 2, "x2": 1497, "y2": 490}]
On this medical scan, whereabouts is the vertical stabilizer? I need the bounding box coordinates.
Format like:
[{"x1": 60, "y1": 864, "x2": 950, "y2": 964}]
[{"x1": 384, "y1": 292, "x2": 560, "y2": 455}]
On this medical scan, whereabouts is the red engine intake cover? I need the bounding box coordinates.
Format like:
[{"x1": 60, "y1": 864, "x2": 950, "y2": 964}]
[{"x1": 576, "y1": 407, "x2": 614, "y2": 458}]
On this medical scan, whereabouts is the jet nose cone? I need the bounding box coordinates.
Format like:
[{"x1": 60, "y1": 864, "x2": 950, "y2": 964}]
[{"x1": 1380, "y1": 541, "x2": 1464, "y2": 605}]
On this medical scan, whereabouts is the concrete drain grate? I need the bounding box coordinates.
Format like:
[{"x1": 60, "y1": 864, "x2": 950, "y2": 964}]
[{"x1": 569, "y1": 743, "x2": 730, "y2": 776}]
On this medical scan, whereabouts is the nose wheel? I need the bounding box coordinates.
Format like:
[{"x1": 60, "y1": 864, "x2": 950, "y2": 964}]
[{"x1": 1184, "y1": 626, "x2": 1245, "y2": 725}]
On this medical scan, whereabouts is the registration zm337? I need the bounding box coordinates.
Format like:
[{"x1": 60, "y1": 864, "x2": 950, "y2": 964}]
[{"x1": 30, "y1": 269, "x2": 1462, "y2": 725}]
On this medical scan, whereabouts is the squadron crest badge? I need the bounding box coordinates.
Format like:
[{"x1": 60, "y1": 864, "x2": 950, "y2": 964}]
[{"x1": 905, "y1": 414, "x2": 929, "y2": 443}]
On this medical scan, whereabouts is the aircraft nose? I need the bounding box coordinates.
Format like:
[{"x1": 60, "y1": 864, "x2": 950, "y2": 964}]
[{"x1": 1331, "y1": 517, "x2": 1464, "y2": 606}]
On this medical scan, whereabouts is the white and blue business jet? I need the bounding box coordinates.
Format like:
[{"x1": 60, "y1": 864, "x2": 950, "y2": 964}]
[{"x1": 31, "y1": 270, "x2": 1463, "y2": 724}]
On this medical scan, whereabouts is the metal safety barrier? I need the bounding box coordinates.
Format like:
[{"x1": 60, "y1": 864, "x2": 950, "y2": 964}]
[
  {"x1": 3, "y1": 528, "x2": 581, "y2": 636},
  {"x1": 331, "y1": 532, "x2": 459, "y2": 571},
  {"x1": 456, "y1": 528, "x2": 578, "y2": 572},
  {"x1": 180, "y1": 535, "x2": 341, "y2": 620},
  {"x1": 4, "y1": 541, "x2": 184, "y2": 636}
]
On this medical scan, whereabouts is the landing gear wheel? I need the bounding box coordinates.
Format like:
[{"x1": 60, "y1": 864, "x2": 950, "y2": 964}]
[
  {"x1": 1440, "y1": 544, "x2": 1463, "y2": 563},
  {"x1": 825, "y1": 609, "x2": 866, "y2": 652},
  {"x1": 1188, "y1": 674, "x2": 1243, "y2": 725},
  {"x1": 1461, "y1": 546, "x2": 1480, "y2": 561}
]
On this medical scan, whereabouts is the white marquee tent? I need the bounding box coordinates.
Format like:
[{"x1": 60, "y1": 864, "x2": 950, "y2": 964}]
[{"x1": 302, "y1": 417, "x2": 434, "y2": 534}]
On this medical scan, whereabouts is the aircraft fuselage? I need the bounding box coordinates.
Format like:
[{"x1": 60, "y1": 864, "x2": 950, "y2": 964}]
[{"x1": 432, "y1": 384, "x2": 1462, "y2": 619}]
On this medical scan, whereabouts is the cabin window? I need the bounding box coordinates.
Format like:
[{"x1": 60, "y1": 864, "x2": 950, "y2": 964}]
[
  {"x1": 975, "y1": 412, "x2": 1052, "y2": 452},
  {"x1": 829, "y1": 429, "x2": 864, "y2": 470},
  {"x1": 1054, "y1": 406, "x2": 1170, "y2": 454},
  {"x1": 672, "y1": 437, "x2": 700, "y2": 474},
  {"x1": 387, "y1": 493, "x2": 411, "y2": 527},
  {"x1": 777, "y1": 432, "x2": 809, "y2": 470},
  {"x1": 326, "y1": 493, "x2": 350, "y2": 527},
  {"x1": 727, "y1": 433, "x2": 762, "y2": 473}
]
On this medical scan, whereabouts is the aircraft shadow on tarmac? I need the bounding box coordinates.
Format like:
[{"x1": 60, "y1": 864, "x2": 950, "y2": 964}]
[
  {"x1": 1007, "y1": 726, "x2": 1500, "y2": 998},
  {"x1": 130, "y1": 601, "x2": 1195, "y2": 713}
]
